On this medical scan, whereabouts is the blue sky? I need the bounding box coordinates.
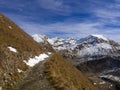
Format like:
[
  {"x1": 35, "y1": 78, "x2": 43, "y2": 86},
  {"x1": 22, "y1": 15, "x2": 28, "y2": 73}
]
[{"x1": 0, "y1": 0, "x2": 120, "y2": 41}]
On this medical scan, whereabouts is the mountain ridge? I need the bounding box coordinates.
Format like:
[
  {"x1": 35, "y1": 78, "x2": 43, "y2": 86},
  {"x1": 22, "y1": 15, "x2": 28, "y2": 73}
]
[
  {"x1": 32, "y1": 34, "x2": 120, "y2": 59},
  {"x1": 0, "y1": 13, "x2": 52, "y2": 90}
]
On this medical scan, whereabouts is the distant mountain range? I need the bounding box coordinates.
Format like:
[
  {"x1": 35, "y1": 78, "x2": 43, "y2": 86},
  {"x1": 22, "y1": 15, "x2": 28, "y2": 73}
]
[
  {"x1": 33, "y1": 34, "x2": 120, "y2": 90},
  {"x1": 32, "y1": 34, "x2": 120, "y2": 60}
]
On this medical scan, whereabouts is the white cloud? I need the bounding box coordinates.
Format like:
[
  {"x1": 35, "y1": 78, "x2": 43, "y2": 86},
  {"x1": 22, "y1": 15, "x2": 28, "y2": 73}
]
[
  {"x1": 94, "y1": 9, "x2": 120, "y2": 19},
  {"x1": 38, "y1": 0, "x2": 63, "y2": 10},
  {"x1": 37, "y1": 0, "x2": 70, "y2": 14},
  {"x1": 91, "y1": 0, "x2": 120, "y2": 25},
  {"x1": 19, "y1": 21, "x2": 99, "y2": 35},
  {"x1": 3, "y1": 0, "x2": 120, "y2": 42},
  {"x1": 16, "y1": 19, "x2": 120, "y2": 42}
]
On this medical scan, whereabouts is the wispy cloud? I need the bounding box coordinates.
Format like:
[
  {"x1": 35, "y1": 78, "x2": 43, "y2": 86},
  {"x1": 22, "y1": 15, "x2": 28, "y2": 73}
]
[
  {"x1": 94, "y1": 9, "x2": 120, "y2": 19},
  {"x1": 36, "y1": 0, "x2": 71, "y2": 15},
  {"x1": 14, "y1": 18, "x2": 120, "y2": 42},
  {"x1": 37, "y1": 0, "x2": 64, "y2": 10},
  {"x1": 91, "y1": 0, "x2": 120, "y2": 25},
  {"x1": 1, "y1": 0, "x2": 120, "y2": 42}
]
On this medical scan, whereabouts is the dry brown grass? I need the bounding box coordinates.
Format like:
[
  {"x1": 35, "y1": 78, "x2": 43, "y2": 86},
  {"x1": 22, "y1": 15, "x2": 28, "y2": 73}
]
[
  {"x1": 0, "y1": 13, "x2": 46, "y2": 89},
  {"x1": 0, "y1": 13, "x2": 44, "y2": 53},
  {"x1": 45, "y1": 53, "x2": 99, "y2": 90}
]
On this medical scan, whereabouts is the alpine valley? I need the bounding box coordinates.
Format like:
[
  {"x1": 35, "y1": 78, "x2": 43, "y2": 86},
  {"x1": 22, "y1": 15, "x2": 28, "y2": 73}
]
[{"x1": 0, "y1": 13, "x2": 120, "y2": 90}]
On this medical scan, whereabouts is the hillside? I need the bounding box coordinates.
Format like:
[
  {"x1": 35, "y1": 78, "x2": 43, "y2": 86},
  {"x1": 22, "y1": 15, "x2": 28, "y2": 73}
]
[
  {"x1": 18, "y1": 53, "x2": 98, "y2": 90},
  {"x1": 0, "y1": 13, "x2": 46, "y2": 89},
  {"x1": 45, "y1": 53, "x2": 99, "y2": 90},
  {"x1": 0, "y1": 13, "x2": 44, "y2": 53}
]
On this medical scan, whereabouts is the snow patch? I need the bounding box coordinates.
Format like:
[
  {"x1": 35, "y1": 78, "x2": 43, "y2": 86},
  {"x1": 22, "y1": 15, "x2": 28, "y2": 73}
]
[
  {"x1": 8, "y1": 26, "x2": 12, "y2": 29},
  {"x1": 77, "y1": 43, "x2": 112, "y2": 56},
  {"x1": 47, "y1": 38, "x2": 55, "y2": 45},
  {"x1": 99, "y1": 81, "x2": 106, "y2": 85},
  {"x1": 32, "y1": 34, "x2": 44, "y2": 43},
  {"x1": 97, "y1": 43, "x2": 112, "y2": 49},
  {"x1": 48, "y1": 37, "x2": 77, "y2": 51},
  {"x1": 17, "y1": 69, "x2": 23, "y2": 73},
  {"x1": 100, "y1": 75, "x2": 120, "y2": 82},
  {"x1": 92, "y1": 34, "x2": 108, "y2": 41},
  {"x1": 0, "y1": 86, "x2": 2, "y2": 90},
  {"x1": 47, "y1": 52, "x2": 52, "y2": 55},
  {"x1": 48, "y1": 37, "x2": 65, "y2": 45},
  {"x1": 8, "y1": 46, "x2": 17, "y2": 53},
  {"x1": 24, "y1": 53, "x2": 49, "y2": 67}
]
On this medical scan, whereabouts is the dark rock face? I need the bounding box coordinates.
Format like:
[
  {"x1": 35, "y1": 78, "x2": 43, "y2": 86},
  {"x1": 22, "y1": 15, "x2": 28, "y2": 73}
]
[{"x1": 76, "y1": 57, "x2": 120, "y2": 74}]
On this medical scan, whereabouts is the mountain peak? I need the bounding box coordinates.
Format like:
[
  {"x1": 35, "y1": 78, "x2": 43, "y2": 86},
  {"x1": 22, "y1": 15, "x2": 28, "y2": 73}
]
[
  {"x1": 32, "y1": 34, "x2": 44, "y2": 43},
  {"x1": 90, "y1": 34, "x2": 108, "y2": 41},
  {"x1": 32, "y1": 34, "x2": 49, "y2": 43}
]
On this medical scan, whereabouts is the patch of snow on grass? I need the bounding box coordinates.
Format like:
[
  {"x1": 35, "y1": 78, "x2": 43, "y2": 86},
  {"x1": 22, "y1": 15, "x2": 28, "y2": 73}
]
[
  {"x1": 99, "y1": 81, "x2": 106, "y2": 85},
  {"x1": 48, "y1": 52, "x2": 52, "y2": 55},
  {"x1": 110, "y1": 84, "x2": 113, "y2": 87},
  {"x1": 17, "y1": 69, "x2": 23, "y2": 73},
  {"x1": 0, "y1": 86, "x2": 2, "y2": 90},
  {"x1": 24, "y1": 53, "x2": 49, "y2": 67},
  {"x1": 8, "y1": 26, "x2": 12, "y2": 29},
  {"x1": 8, "y1": 46, "x2": 17, "y2": 53}
]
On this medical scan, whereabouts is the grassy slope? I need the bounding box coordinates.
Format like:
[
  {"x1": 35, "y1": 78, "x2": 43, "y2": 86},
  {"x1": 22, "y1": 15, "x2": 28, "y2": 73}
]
[
  {"x1": 17, "y1": 60, "x2": 55, "y2": 90},
  {"x1": 0, "y1": 13, "x2": 44, "y2": 89},
  {"x1": 0, "y1": 13, "x2": 43, "y2": 53},
  {"x1": 45, "y1": 53, "x2": 99, "y2": 90},
  {"x1": 18, "y1": 53, "x2": 99, "y2": 90}
]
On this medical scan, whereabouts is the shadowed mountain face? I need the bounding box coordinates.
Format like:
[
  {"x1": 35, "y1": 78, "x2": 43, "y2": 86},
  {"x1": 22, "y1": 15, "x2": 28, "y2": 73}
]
[
  {"x1": 77, "y1": 57, "x2": 120, "y2": 74},
  {"x1": 0, "y1": 13, "x2": 98, "y2": 90}
]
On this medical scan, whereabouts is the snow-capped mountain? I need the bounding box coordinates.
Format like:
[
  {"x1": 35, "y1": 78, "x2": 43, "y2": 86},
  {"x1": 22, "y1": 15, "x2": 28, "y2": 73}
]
[
  {"x1": 33, "y1": 34, "x2": 120, "y2": 60},
  {"x1": 32, "y1": 34, "x2": 47, "y2": 43},
  {"x1": 32, "y1": 34, "x2": 120, "y2": 90},
  {"x1": 32, "y1": 34, "x2": 77, "y2": 50},
  {"x1": 75, "y1": 35, "x2": 120, "y2": 58}
]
